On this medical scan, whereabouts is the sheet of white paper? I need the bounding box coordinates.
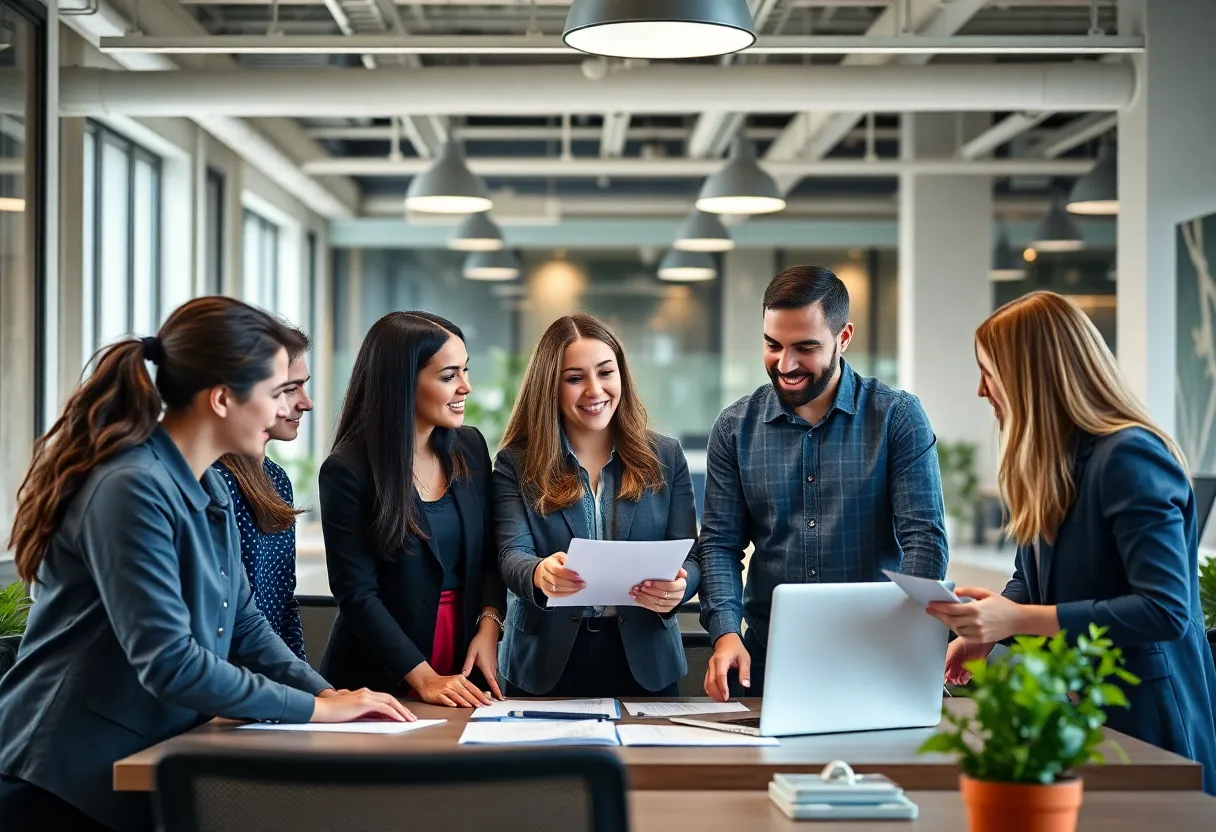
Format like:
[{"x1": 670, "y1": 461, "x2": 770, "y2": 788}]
[
  {"x1": 616, "y1": 725, "x2": 779, "y2": 747},
  {"x1": 882, "y1": 569, "x2": 962, "y2": 605},
  {"x1": 551, "y1": 538, "x2": 694, "y2": 608},
  {"x1": 471, "y1": 698, "x2": 620, "y2": 720},
  {"x1": 236, "y1": 719, "x2": 446, "y2": 735},
  {"x1": 459, "y1": 720, "x2": 620, "y2": 746},
  {"x1": 623, "y1": 701, "x2": 750, "y2": 718}
]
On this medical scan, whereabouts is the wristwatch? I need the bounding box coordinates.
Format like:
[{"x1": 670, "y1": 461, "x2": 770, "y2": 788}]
[{"x1": 477, "y1": 609, "x2": 505, "y2": 635}]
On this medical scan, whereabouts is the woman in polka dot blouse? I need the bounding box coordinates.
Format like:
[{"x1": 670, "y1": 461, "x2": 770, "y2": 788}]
[{"x1": 213, "y1": 331, "x2": 314, "y2": 661}]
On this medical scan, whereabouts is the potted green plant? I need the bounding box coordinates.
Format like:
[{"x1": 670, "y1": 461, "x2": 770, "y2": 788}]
[
  {"x1": 919, "y1": 625, "x2": 1139, "y2": 832},
  {"x1": 0, "y1": 581, "x2": 31, "y2": 675},
  {"x1": 1199, "y1": 556, "x2": 1216, "y2": 662},
  {"x1": 937, "y1": 441, "x2": 979, "y2": 545}
]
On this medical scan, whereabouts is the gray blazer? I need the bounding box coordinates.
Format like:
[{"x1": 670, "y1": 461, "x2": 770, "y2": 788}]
[
  {"x1": 0, "y1": 427, "x2": 330, "y2": 832},
  {"x1": 494, "y1": 432, "x2": 701, "y2": 694}
]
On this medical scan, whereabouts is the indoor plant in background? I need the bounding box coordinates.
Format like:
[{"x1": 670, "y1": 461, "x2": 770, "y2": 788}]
[
  {"x1": 919, "y1": 625, "x2": 1139, "y2": 832},
  {"x1": 1200, "y1": 556, "x2": 1216, "y2": 662},
  {"x1": 0, "y1": 581, "x2": 31, "y2": 676},
  {"x1": 937, "y1": 440, "x2": 979, "y2": 546}
]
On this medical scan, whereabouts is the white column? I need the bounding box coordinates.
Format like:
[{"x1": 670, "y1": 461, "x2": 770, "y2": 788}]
[
  {"x1": 898, "y1": 113, "x2": 997, "y2": 485},
  {"x1": 1117, "y1": 0, "x2": 1216, "y2": 441},
  {"x1": 720, "y1": 248, "x2": 777, "y2": 408}
]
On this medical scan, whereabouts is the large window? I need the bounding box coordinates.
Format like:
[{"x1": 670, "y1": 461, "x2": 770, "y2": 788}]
[
  {"x1": 0, "y1": 0, "x2": 45, "y2": 562},
  {"x1": 82, "y1": 121, "x2": 162, "y2": 349},
  {"x1": 243, "y1": 209, "x2": 280, "y2": 311}
]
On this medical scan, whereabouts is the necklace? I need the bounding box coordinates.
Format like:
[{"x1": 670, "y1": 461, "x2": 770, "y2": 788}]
[{"x1": 414, "y1": 450, "x2": 439, "y2": 496}]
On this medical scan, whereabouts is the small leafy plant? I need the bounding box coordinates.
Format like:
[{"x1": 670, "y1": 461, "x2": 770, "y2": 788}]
[
  {"x1": 1200, "y1": 556, "x2": 1216, "y2": 630},
  {"x1": 937, "y1": 441, "x2": 979, "y2": 524},
  {"x1": 0, "y1": 581, "x2": 31, "y2": 638},
  {"x1": 920, "y1": 624, "x2": 1140, "y2": 784}
]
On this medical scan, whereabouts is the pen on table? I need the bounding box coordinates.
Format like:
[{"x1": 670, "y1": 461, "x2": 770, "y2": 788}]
[{"x1": 506, "y1": 711, "x2": 609, "y2": 721}]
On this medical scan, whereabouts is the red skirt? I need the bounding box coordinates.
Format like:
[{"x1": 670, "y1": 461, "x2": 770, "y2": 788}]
[{"x1": 406, "y1": 589, "x2": 464, "y2": 699}]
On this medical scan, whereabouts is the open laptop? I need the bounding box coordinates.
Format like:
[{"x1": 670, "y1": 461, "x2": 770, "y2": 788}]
[{"x1": 672, "y1": 582, "x2": 950, "y2": 737}]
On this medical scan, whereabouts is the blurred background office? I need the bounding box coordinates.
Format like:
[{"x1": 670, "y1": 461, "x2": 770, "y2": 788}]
[{"x1": 1, "y1": 0, "x2": 1215, "y2": 663}]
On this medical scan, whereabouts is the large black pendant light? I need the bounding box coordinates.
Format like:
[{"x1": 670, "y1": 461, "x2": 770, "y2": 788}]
[{"x1": 563, "y1": 0, "x2": 756, "y2": 60}]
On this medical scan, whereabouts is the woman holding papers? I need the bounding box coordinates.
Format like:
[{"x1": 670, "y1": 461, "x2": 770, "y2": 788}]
[
  {"x1": 494, "y1": 313, "x2": 700, "y2": 697},
  {"x1": 0, "y1": 298, "x2": 412, "y2": 832},
  {"x1": 926, "y1": 291, "x2": 1216, "y2": 795},
  {"x1": 319, "y1": 312, "x2": 508, "y2": 707}
]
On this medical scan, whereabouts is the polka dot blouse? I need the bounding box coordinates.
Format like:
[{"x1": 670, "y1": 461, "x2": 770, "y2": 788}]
[{"x1": 212, "y1": 458, "x2": 306, "y2": 661}]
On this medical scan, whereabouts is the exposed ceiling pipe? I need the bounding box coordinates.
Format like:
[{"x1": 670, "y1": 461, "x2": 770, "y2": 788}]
[
  {"x1": 305, "y1": 156, "x2": 1096, "y2": 177},
  {"x1": 55, "y1": 63, "x2": 1136, "y2": 118}
]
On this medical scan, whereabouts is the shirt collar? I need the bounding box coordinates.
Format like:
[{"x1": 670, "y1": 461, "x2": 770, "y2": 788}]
[
  {"x1": 761, "y1": 359, "x2": 860, "y2": 424},
  {"x1": 148, "y1": 425, "x2": 229, "y2": 513},
  {"x1": 559, "y1": 427, "x2": 617, "y2": 467}
]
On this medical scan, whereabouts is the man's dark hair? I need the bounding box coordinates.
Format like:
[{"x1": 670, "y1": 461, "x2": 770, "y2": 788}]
[{"x1": 762, "y1": 265, "x2": 850, "y2": 335}]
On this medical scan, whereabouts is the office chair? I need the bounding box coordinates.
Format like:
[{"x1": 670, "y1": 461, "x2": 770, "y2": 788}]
[
  {"x1": 154, "y1": 748, "x2": 629, "y2": 832},
  {"x1": 0, "y1": 636, "x2": 18, "y2": 679},
  {"x1": 678, "y1": 630, "x2": 713, "y2": 698}
]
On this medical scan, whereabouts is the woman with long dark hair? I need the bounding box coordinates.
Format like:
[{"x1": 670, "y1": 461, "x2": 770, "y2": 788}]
[
  {"x1": 214, "y1": 328, "x2": 314, "y2": 660},
  {"x1": 0, "y1": 297, "x2": 413, "y2": 832},
  {"x1": 495, "y1": 313, "x2": 700, "y2": 697},
  {"x1": 319, "y1": 311, "x2": 507, "y2": 706}
]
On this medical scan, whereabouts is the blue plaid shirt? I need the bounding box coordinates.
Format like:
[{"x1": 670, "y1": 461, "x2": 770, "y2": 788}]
[{"x1": 698, "y1": 361, "x2": 948, "y2": 647}]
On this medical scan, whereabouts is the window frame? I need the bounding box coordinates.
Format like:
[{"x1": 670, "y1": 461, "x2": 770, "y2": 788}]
[{"x1": 83, "y1": 119, "x2": 163, "y2": 347}]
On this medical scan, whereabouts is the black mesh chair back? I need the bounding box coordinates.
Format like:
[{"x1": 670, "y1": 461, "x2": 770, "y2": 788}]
[
  {"x1": 155, "y1": 747, "x2": 629, "y2": 832},
  {"x1": 679, "y1": 630, "x2": 713, "y2": 697}
]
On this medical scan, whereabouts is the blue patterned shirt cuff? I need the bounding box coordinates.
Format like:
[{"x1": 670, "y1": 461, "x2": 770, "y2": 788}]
[{"x1": 705, "y1": 611, "x2": 743, "y2": 645}]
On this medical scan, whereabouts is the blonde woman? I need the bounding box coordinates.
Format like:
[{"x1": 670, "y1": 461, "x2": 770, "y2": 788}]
[
  {"x1": 926, "y1": 291, "x2": 1216, "y2": 795},
  {"x1": 494, "y1": 314, "x2": 699, "y2": 697}
]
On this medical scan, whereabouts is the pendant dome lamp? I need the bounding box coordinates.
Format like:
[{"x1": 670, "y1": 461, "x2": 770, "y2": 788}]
[
  {"x1": 563, "y1": 0, "x2": 756, "y2": 61},
  {"x1": 1029, "y1": 191, "x2": 1085, "y2": 253},
  {"x1": 1066, "y1": 136, "x2": 1118, "y2": 216},
  {"x1": 463, "y1": 249, "x2": 520, "y2": 281},
  {"x1": 447, "y1": 212, "x2": 505, "y2": 252},
  {"x1": 696, "y1": 136, "x2": 786, "y2": 216},
  {"x1": 989, "y1": 224, "x2": 1027, "y2": 282},
  {"x1": 673, "y1": 209, "x2": 735, "y2": 252},
  {"x1": 657, "y1": 249, "x2": 717, "y2": 282},
  {"x1": 404, "y1": 138, "x2": 492, "y2": 215}
]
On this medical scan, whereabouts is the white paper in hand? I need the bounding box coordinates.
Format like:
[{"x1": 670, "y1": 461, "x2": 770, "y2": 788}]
[
  {"x1": 551, "y1": 538, "x2": 694, "y2": 608},
  {"x1": 882, "y1": 569, "x2": 963, "y2": 605}
]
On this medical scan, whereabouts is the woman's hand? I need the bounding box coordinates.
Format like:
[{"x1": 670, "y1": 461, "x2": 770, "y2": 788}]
[
  {"x1": 926, "y1": 586, "x2": 1031, "y2": 643},
  {"x1": 316, "y1": 688, "x2": 351, "y2": 698},
  {"x1": 630, "y1": 568, "x2": 689, "y2": 614},
  {"x1": 533, "y1": 552, "x2": 585, "y2": 599},
  {"x1": 406, "y1": 664, "x2": 493, "y2": 708},
  {"x1": 943, "y1": 637, "x2": 996, "y2": 686},
  {"x1": 462, "y1": 616, "x2": 505, "y2": 700},
  {"x1": 311, "y1": 688, "x2": 416, "y2": 723}
]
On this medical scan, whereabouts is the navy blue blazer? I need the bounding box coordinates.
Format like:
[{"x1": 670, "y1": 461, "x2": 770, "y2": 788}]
[
  {"x1": 1002, "y1": 428, "x2": 1216, "y2": 794},
  {"x1": 495, "y1": 432, "x2": 701, "y2": 694},
  {"x1": 0, "y1": 428, "x2": 331, "y2": 831}
]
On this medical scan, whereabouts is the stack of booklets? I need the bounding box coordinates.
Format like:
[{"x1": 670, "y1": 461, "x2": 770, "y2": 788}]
[{"x1": 768, "y1": 766, "x2": 919, "y2": 821}]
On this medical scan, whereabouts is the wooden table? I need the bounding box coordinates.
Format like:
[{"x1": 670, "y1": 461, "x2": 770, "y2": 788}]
[
  {"x1": 113, "y1": 698, "x2": 1203, "y2": 793},
  {"x1": 631, "y1": 791, "x2": 1216, "y2": 832}
]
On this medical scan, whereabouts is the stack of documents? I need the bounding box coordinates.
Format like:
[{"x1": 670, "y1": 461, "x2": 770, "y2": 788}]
[
  {"x1": 551, "y1": 538, "x2": 694, "y2": 607},
  {"x1": 768, "y1": 770, "x2": 919, "y2": 821},
  {"x1": 622, "y1": 701, "x2": 749, "y2": 719},
  {"x1": 459, "y1": 720, "x2": 620, "y2": 747},
  {"x1": 617, "y1": 725, "x2": 778, "y2": 747}
]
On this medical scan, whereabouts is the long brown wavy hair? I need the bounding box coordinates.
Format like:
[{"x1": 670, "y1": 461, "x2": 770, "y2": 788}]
[
  {"x1": 217, "y1": 327, "x2": 312, "y2": 535},
  {"x1": 9, "y1": 297, "x2": 305, "y2": 583},
  {"x1": 976, "y1": 291, "x2": 1186, "y2": 546},
  {"x1": 500, "y1": 313, "x2": 663, "y2": 515}
]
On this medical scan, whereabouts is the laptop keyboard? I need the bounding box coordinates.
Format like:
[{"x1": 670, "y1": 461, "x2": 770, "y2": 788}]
[{"x1": 725, "y1": 717, "x2": 762, "y2": 728}]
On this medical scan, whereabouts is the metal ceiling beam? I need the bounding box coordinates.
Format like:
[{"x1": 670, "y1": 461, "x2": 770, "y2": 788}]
[
  {"x1": 764, "y1": 0, "x2": 991, "y2": 193},
  {"x1": 303, "y1": 156, "x2": 1096, "y2": 177},
  {"x1": 97, "y1": 34, "x2": 1145, "y2": 56},
  {"x1": 1037, "y1": 112, "x2": 1118, "y2": 158},
  {"x1": 54, "y1": 63, "x2": 1136, "y2": 117},
  {"x1": 956, "y1": 111, "x2": 1053, "y2": 160}
]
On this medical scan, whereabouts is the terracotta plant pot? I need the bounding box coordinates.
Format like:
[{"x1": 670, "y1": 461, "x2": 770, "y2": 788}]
[{"x1": 960, "y1": 774, "x2": 1084, "y2": 832}]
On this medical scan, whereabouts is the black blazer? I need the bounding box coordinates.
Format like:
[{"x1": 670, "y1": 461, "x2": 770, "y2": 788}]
[{"x1": 318, "y1": 427, "x2": 507, "y2": 694}]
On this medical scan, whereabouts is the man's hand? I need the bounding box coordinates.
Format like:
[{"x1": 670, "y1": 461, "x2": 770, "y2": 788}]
[{"x1": 704, "y1": 633, "x2": 751, "y2": 702}]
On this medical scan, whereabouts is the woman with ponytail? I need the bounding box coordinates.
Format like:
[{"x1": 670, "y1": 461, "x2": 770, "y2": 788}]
[
  {"x1": 213, "y1": 327, "x2": 314, "y2": 661},
  {"x1": 0, "y1": 297, "x2": 413, "y2": 832}
]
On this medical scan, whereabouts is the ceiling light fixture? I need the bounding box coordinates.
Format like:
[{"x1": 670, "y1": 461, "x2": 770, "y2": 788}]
[
  {"x1": 404, "y1": 138, "x2": 492, "y2": 215},
  {"x1": 0, "y1": 197, "x2": 25, "y2": 212},
  {"x1": 696, "y1": 136, "x2": 786, "y2": 216},
  {"x1": 447, "y1": 212, "x2": 505, "y2": 252},
  {"x1": 657, "y1": 249, "x2": 717, "y2": 282},
  {"x1": 989, "y1": 224, "x2": 1026, "y2": 282},
  {"x1": 563, "y1": 0, "x2": 756, "y2": 60},
  {"x1": 463, "y1": 249, "x2": 520, "y2": 281},
  {"x1": 1066, "y1": 136, "x2": 1118, "y2": 215},
  {"x1": 1029, "y1": 192, "x2": 1085, "y2": 252},
  {"x1": 673, "y1": 209, "x2": 735, "y2": 252}
]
